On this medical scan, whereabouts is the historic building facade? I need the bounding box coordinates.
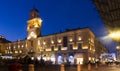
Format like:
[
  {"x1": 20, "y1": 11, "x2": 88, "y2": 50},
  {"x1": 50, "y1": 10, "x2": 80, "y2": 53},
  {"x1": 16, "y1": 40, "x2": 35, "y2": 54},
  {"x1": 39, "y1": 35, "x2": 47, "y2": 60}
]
[{"x1": 0, "y1": 8, "x2": 107, "y2": 64}]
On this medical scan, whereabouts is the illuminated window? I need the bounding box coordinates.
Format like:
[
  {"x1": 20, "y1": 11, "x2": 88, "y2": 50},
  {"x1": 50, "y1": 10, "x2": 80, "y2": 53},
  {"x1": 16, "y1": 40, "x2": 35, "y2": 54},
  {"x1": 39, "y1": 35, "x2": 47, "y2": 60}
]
[
  {"x1": 15, "y1": 51, "x2": 18, "y2": 54},
  {"x1": 19, "y1": 50, "x2": 22, "y2": 53},
  {"x1": 43, "y1": 40, "x2": 46, "y2": 45},
  {"x1": 76, "y1": 58, "x2": 83, "y2": 64},
  {"x1": 69, "y1": 38, "x2": 73, "y2": 42},
  {"x1": 38, "y1": 40, "x2": 40, "y2": 45},
  {"x1": 51, "y1": 40, "x2": 54, "y2": 44},
  {"x1": 78, "y1": 36, "x2": 82, "y2": 41},
  {"x1": 83, "y1": 46, "x2": 88, "y2": 49},
  {"x1": 54, "y1": 48, "x2": 58, "y2": 51},
  {"x1": 58, "y1": 38, "x2": 62, "y2": 43},
  {"x1": 89, "y1": 57, "x2": 91, "y2": 61}
]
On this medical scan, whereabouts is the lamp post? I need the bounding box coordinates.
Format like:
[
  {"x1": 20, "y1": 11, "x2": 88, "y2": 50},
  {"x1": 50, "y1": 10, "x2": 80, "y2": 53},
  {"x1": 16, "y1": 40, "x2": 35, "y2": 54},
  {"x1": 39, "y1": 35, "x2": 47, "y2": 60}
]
[
  {"x1": 116, "y1": 46, "x2": 120, "y2": 61},
  {"x1": 109, "y1": 30, "x2": 120, "y2": 42}
]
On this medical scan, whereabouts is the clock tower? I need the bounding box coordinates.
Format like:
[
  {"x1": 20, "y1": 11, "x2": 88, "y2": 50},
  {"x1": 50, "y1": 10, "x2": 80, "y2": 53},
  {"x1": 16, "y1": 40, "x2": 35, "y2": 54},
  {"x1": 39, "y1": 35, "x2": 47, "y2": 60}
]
[{"x1": 27, "y1": 8, "x2": 42, "y2": 39}]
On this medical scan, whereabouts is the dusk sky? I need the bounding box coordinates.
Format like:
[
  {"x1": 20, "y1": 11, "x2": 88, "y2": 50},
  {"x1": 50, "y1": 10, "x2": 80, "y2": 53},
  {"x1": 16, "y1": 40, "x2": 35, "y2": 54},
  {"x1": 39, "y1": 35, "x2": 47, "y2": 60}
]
[{"x1": 0, "y1": 0, "x2": 117, "y2": 52}]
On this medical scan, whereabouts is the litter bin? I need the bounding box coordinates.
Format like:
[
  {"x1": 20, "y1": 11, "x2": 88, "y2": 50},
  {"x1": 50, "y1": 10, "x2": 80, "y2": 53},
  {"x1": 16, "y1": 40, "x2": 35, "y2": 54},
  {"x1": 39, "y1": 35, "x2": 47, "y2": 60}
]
[{"x1": 8, "y1": 63, "x2": 22, "y2": 71}]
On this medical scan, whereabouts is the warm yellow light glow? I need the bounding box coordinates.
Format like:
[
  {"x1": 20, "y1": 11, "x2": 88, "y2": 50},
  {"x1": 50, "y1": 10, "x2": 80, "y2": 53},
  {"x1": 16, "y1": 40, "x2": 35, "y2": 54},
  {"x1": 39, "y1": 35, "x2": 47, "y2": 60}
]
[
  {"x1": 43, "y1": 42, "x2": 46, "y2": 45},
  {"x1": 77, "y1": 58, "x2": 83, "y2": 64},
  {"x1": 19, "y1": 50, "x2": 22, "y2": 53},
  {"x1": 31, "y1": 57, "x2": 34, "y2": 60},
  {"x1": 51, "y1": 40, "x2": 54, "y2": 44},
  {"x1": 82, "y1": 46, "x2": 88, "y2": 49},
  {"x1": 73, "y1": 46, "x2": 78, "y2": 50},
  {"x1": 38, "y1": 40, "x2": 40, "y2": 45},
  {"x1": 46, "y1": 48, "x2": 51, "y2": 51},
  {"x1": 89, "y1": 57, "x2": 91, "y2": 60},
  {"x1": 78, "y1": 37, "x2": 82, "y2": 40},
  {"x1": 61, "y1": 47, "x2": 67, "y2": 50},
  {"x1": 109, "y1": 30, "x2": 120, "y2": 41},
  {"x1": 90, "y1": 47, "x2": 91, "y2": 50},
  {"x1": 69, "y1": 38, "x2": 73, "y2": 42},
  {"x1": 58, "y1": 39, "x2": 62, "y2": 43},
  {"x1": 54, "y1": 48, "x2": 58, "y2": 51},
  {"x1": 37, "y1": 57, "x2": 41, "y2": 61},
  {"x1": 116, "y1": 46, "x2": 120, "y2": 49},
  {"x1": 15, "y1": 51, "x2": 18, "y2": 54},
  {"x1": 27, "y1": 18, "x2": 42, "y2": 29},
  {"x1": 26, "y1": 43, "x2": 27, "y2": 47},
  {"x1": 22, "y1": 45, "x2": 24, "y2": 48},
  {"x1": 34, "y1": 22, "x2": 39, "y2": 27}
]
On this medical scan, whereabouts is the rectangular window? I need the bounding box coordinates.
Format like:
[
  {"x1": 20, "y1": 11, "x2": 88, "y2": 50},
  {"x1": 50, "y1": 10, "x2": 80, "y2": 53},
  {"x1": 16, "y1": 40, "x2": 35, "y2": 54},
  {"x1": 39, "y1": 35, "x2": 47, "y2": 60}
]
[
  {"x1": 63, "y1": 36, "x2": 68, "y2": 47},
  {"x1": 15, "y1": 50, "x2": 18, "y2": 54},
  {"x1": 51, "y1": 46, "x2": 54, "y2": 51},
  {"x1": 58, "y1": 45, "x2": 61, "y2": 51},
  {"x1": 78, "y1": 43, "x2": 82, "y2": 49},
  {"x1": 69, "y1": 44, "x2": 73, "y2": 50}
]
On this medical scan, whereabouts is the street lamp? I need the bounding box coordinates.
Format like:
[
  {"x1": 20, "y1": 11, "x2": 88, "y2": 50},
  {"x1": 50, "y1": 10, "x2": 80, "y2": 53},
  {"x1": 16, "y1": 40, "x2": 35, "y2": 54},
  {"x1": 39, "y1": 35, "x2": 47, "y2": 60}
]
[
  {"x1": 116, "y1": 46, "x2": 120, "y2": 61},
  {"x1": 108, "y1": 30, "x2": 120, "y2": 42},
  {"x1": 116, "y1": 46, "x2": 120, "y2": 50}
]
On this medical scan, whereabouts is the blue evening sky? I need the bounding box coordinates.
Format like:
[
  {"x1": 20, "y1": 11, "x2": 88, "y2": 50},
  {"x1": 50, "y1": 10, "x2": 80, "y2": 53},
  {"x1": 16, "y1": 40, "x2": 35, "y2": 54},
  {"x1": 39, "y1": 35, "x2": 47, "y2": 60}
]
[{"x1": 0, "y1": 0, "x2": 117, "y2": 52}]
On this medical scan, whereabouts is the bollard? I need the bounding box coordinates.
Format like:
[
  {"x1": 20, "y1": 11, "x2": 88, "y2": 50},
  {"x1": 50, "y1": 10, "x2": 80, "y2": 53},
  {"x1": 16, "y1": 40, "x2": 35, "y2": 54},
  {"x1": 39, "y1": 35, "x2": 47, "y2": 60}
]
[
  {"x1": 29, "y1": 64, "x2": 34, "y2": 71},
  {"x1": 61, "y1": 64, "x2": 65, "y2": 71},
  {"x1": 88, "y1": 63, "x2": 91, "y2": 71},
  {"x1": 77, "y1": 64, "x2": 81, "y2": 71}
]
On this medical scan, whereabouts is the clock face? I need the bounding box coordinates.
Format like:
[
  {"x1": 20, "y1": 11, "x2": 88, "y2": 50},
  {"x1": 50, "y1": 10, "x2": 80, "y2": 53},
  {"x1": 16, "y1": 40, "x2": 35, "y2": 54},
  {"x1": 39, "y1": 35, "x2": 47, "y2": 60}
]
[
  {"x1": 28, "y1": 31, "x2": 37, "y2": 39},
  {"x1": 27, "y1": 31, "x2": 36, "y2": 39},
  {"x1": 30, "y1": 31, "x2": 35, "y2": 37}
]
